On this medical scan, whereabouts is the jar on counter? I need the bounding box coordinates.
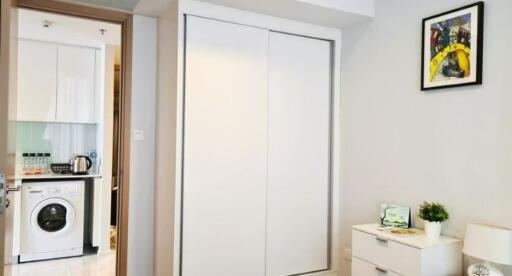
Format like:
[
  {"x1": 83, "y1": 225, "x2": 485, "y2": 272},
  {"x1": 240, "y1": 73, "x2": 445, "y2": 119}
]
[
  {"x1": 29, "y1": 153, "x2": 36, "y2": 168},
  {"x1": 22, "y1": 153, "x2": 30, "y2": 173},
  {"x1": 36, "y1": 153, "x2": 44, "y2": 174},
  {"x1": 44, "y1": 153, "x2": 52, "y2": 173},
  {"x1": 28, "y1": 153, "x2": 36, "y2": 174}
]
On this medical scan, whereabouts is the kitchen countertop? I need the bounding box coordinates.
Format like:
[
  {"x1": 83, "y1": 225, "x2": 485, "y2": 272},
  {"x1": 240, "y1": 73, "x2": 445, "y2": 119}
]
[{"x1": 12, "y1": 172, "x2": 102, "y2": 180}]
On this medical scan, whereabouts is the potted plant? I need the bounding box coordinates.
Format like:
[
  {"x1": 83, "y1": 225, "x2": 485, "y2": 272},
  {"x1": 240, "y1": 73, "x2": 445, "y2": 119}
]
[{"x1": 418, "y1": 201, "x2": 449, "y2": 239}]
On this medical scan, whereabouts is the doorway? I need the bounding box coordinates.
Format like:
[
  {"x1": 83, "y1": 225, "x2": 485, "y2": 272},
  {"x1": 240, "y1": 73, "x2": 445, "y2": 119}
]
[{"x1": 0, "y1": 0, "x2": 132, "y2": 275}]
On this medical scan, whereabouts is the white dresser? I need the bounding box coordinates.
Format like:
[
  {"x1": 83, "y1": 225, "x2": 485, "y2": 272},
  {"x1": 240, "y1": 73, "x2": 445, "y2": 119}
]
[{"x1": 352, "y1": 224, "x2": 462, "y2": 276}]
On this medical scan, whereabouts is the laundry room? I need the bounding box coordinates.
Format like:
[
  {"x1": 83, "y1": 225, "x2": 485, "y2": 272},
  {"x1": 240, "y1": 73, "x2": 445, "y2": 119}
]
[{"x1": 3, "y1": 7, "x2": 123, "y2": 276}]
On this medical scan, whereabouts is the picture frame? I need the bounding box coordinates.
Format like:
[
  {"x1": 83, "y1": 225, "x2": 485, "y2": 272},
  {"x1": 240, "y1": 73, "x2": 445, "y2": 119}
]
[
  {"x1": 421, "y1": 2, "x2": 484, "y2": 91},
  {"x1": 380, "y1": 203, "x2": 411, "y2": 229}
]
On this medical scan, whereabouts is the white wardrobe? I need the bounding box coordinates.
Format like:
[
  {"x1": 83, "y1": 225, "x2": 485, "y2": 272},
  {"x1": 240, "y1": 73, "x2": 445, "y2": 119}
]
[{"x1": 181, "y1": 15, "x2": 332, "y2": 276}]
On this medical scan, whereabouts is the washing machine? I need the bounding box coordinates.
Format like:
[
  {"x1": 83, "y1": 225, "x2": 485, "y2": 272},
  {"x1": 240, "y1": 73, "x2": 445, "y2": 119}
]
[{"x1": 20, "y1": 180, "x2": 85, "y2": 263}]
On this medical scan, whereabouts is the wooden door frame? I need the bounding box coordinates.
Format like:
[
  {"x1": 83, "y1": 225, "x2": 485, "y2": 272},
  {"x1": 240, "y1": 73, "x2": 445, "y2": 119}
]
[
  {"x1": 0, "y1": 0, "x2": 16, "y2": 270},
  {"x1": 14, "y1": 1, "x2": 132, "y2": 275}
]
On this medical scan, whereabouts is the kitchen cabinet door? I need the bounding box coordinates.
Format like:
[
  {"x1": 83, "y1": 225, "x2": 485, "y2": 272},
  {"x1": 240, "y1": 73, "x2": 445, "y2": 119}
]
[
  {"x1": 56, "y1": 45, "x2": 96, "y2": 123},
  {"x1": 92, "y1": 178, "x2": 111, "y2": 253},
  {"x1": 17, "y1": 40, "x2": 58, "y2": 122},
  {"x1": 182, "y1": 15, "x2": 268, "y2": 276},
  {"x1": 266, "y1": 32, "x2": 332, "y2": 276}
]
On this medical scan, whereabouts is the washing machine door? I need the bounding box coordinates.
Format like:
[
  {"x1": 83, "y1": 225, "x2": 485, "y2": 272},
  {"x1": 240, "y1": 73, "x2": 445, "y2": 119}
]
[{"x1": 31, "y1": 198, "x2": 76, "y2": 236}]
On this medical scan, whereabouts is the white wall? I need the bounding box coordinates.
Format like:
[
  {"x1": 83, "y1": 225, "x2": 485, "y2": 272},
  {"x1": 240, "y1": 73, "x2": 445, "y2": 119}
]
[
  {"x1": 128, "y1": 14, "x2": 157, "y2": 276},
  {"x1": 340, "y1": 0, "x2": 512, "y2": 275},
  {"x1": 154, "y1": 1, "x2": 179, "y2": 275}
]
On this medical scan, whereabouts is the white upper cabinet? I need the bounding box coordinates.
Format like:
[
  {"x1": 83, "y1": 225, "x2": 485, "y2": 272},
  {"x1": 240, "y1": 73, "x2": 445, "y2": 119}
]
[
  {"x1": 17, "y1": 40, "x2": 98, "y2": 124},
  {"x1": 56, "y1": 45, "x2": 96, "y2": 123},
  {"x1": 17, "y1": 40, "x2": 58, "y2": 122}
]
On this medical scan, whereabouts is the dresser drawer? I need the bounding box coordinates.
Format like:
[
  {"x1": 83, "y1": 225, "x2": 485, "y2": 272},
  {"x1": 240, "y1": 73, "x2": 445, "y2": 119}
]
[
  {"x1": 352, "y1": 256, "x2": 402, "y2": 276},
  {"x1": 352, "y1": 229, "x2": 421, "y2": 276}
]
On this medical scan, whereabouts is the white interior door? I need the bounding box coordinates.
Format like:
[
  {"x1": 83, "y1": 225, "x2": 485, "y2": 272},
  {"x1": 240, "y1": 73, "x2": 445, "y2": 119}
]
[
  {"x1": 182, "y1": 16, "x2": 268, "y2": 276},
  {"x1": 266, "y1": 32, "x2": 332, "y2": 276}
]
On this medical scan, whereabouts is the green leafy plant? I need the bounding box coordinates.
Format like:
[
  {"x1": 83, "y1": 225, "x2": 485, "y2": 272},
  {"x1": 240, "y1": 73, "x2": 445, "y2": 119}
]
[{"x1": 418, "y1": 201, "x2": 449, "y2": 222}]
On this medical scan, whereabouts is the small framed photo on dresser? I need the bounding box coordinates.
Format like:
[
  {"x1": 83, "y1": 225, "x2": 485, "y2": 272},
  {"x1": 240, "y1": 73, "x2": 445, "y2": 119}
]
[{"x1": 380, "y1": 203, "x2": 411, "y2": 229}]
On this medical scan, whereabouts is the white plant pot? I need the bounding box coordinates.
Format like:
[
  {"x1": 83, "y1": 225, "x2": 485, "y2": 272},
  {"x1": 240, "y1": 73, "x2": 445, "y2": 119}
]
[
  {"x1": 424, "y1": 221, "x2": 442, "y2": 239},
  {"x1": 468, "y1": 262, "x2": 504, "y2": 276}
]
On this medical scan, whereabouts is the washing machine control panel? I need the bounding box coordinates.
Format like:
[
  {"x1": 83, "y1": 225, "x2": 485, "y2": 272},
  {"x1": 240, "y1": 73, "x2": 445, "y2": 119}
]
[
  {"x1": 24, "y1": 182, "x2": 80, "y2": 198},
  {"x1": 48, "y1": 186, "x2": 61, "y2": 195}
]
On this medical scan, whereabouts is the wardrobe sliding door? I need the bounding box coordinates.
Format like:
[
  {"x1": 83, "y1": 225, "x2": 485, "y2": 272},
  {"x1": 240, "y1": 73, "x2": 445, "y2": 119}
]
[
  {"x1": 182, "y1": 16, "x2": 268, "y2": 276},
  {"x1": 266, "y1": 32, "x2": 332, "y2": 276}
]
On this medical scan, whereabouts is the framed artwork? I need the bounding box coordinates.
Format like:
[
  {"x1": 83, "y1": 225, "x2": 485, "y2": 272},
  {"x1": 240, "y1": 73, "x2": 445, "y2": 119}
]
[
  {"x1": 380, "y1": 203, "x2": 411, "y2": 229},
  {"x1": 421, "y1": 2, "x2": 484, "y2": 90}
]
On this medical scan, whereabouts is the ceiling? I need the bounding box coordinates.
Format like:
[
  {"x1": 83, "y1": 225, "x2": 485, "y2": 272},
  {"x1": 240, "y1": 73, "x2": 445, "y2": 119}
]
[
  {"x1": 68, "y1": 0, "x2": 375, "y2": 29},
  {"x1": 184, "y1": 0, "x2": 374, "y2": 28},
  {"x1": 133, "y1": 0, "x2": 175, "y2": 16},
  {"x1": 296, "y1": 0, "x2": 374, "y2": 17},
  {"x1": 19, "y1": 8, "x2": 121, "y2": 48}
]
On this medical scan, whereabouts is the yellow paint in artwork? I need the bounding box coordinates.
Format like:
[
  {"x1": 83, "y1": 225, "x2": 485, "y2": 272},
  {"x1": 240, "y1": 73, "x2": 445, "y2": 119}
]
[
  {"x1": 429, "y1": 43, "x2": 471, "y2": 81},
  {"x1": 455, "y1": 49, "x2": 470, "y2": 77}
]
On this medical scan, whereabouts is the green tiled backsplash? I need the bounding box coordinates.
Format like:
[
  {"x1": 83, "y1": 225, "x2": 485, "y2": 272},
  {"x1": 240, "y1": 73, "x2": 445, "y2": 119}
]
[
  {"x1": 17, "y1": 122, "x2": 52, "y2": 153},
  {"x1": 16, "y1": 122, "x2": 97, "y2": 163}
]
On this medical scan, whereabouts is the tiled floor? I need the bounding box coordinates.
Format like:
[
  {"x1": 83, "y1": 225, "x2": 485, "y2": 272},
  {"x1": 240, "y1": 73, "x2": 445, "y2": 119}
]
[{"x1": 4, "y1": 250, "x2": 116, "y2": 276}]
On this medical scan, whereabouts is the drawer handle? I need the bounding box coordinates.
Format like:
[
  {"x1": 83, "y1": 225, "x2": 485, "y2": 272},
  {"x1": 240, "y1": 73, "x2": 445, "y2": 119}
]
[
  {"x1": 375, "y1": 237, "x2": 388, "y2": 243},
  {"x1": 375, "y1": 266, "x2": 388, "y2": 273}
]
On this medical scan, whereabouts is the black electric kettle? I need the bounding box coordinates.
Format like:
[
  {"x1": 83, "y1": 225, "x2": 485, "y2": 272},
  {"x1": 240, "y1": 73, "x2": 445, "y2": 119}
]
[{"x1": 70, "y1": 155, "x2": 92, "y2": 175}]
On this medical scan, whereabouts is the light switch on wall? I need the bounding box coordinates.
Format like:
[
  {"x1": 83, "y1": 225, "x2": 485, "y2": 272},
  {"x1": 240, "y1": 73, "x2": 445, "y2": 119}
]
[{"x1": 133, "y1": 129, "x2": 145, "y2": 141}]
